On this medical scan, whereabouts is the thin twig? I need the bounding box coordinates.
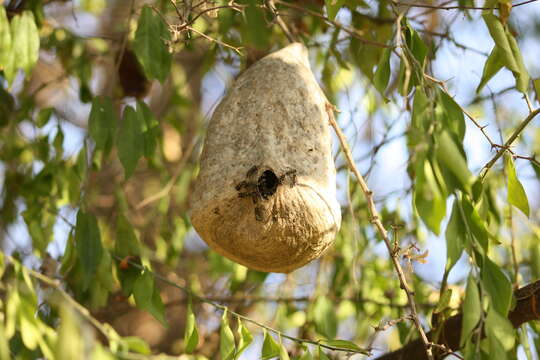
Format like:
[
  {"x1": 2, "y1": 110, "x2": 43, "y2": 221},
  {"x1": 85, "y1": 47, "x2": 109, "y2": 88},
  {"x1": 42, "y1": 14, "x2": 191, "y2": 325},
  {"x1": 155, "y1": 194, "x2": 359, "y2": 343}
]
[
  {"x1": 113, "y1": 255, "x2": 371, "y2": 355},
  {"x1": 114, "y1": 0, "x2": 136, "y2": 81},
  {"x1": 265, "y1": 0, "x2": 296, "y2": 43},
  {"x1": 424, "y1": 75, "x2": 502, "y2": 151},
  {"x1": 184, "y1": 25, "x2": 243, "y2": 54},
  {"x1": 136, "y1": 137, "x2": 197, "y2": 209},
  {"x1": 163, "y1": 294, "x2": 435, "y2": 309},
  {"x1": 325, "y1": 103, "x2": 434, "y2": 360},
  {"x1": 7, "y1": 256, "x2": 118, "y2": 343},
  {"x1": 481, "y1": 108, "x2": 540, "y2": 179},
  {"x1": 394, "y1": 0, "x2": 538, "y2": 10},
  {"x1": 275, "y1": 0, "x2": 390, "y2": 48}
]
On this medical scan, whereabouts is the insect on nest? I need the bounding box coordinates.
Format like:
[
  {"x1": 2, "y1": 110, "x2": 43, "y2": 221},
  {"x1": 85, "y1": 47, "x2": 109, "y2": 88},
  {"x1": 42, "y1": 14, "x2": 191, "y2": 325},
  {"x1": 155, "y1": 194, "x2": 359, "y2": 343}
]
[{"x1": 235, "y1": 166, "x2": 297, "y2": 220}]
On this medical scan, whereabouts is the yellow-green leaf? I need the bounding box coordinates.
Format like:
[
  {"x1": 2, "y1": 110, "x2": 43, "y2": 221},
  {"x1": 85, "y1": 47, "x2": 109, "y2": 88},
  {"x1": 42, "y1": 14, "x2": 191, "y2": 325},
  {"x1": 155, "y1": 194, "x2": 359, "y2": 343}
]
[
  {"x1": 507, "y1": 29, "x2": 530, "y2": 93},
  {"x1": 319, "y1": 339, "x2": 367, "y2": 353},
  {"x1": 184, "y1": 299, "x2": 199, "y2": 354},
  {"x1": 414, "y1": 158, "x2": 446, "y2": 234},
  {"x1": 485, "y1": 306, "x2": 515, "y2": 351},
  {"x1": 133, "y1": 269, "x2": 168, "y2": 326},
  {"x1": 436, "y1": 131, "x2": 473, "y2": 192},
  {"x1": 10, "y1": 11, "x2": 40, "y2": 76},
  {"x1": 0, "y1": 6, "x2": 11, "y2": 72},
  {"x1": 506, "y1": 156, "x2": 529, "y2": 217},
  {"x1": 482, "y1": 14, "x2": 518, "y2": 73},
  {"x1": 476, "y1": 46, "x2": 504, "y2": 93},
  {"x1": 325, "y1": 0, "x2": 346, "y2": 21},
  {"x1": 445, "y1": 201, "x2": 465, "y2": 271},
  {"x1": 235, "y1": 320, "x2": 252, "y2": 359},
  {"x1": 55, "y1": 306, "x2": 83, "y2": 359},
  {"x1": 482, "y1": 257, "x2": 512, "y2": 315},
  {"x1": 280, "y1": 342, "x2": 290, "y2": 360},
  {"x1": 460, "y1": 275, "x2": 481, "y2": 347},
  {"x1": 313, "y1": 296, "x2": 337, "y2": 339},
  {"x1": 262, "y1": 330, "x2": 281, "y2": 360},
  {"x1": 318, "y1": 345, "x2": 331, "y2": 360},
  {"x1": 220, "y1": 310, "x2": 235, "y2": 360}
]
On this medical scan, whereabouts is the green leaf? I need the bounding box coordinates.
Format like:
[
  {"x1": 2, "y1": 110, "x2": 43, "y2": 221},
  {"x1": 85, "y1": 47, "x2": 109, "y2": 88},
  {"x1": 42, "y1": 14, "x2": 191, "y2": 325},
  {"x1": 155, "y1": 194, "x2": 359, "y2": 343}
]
[
  {"x1": 298, "y1": 347, "x2": 313, "y2": 360},
  {"x1": 325, "y1": 0, "x2": 346, "y2": 20},
  {"x1": 0, "y1": 6, "x2": 12, "y2": 73},
  {"x1": 373, "y1": 47, "x2": 391, "y2": 96},
  {"x1": 436, "y1": 131, "x2": 473, "y2": 192},
  {"x1": 280, "y1": 342, "x2": 290, "y2": 360},
  {"x1": 10, "y1": 11, "x2": 40, "y2": 75},
  {"x1": 460, "y1": 197, "x2": 489, "y2": 252},
  {"x1": 435, "y1": 288, "x2": 453, "y2": 313},
  {"x1": 414, "y1": 158, "x2": 446, "y2": 234},
  {"x1": 19, "y1": 301, "x2": 41, "y2": 350},
  {"x1": 313, "y1": 296, "x2": 337, "y2": 339},
  {"x1": 408, "y1": 87, "x2": 430, "y2": 146},
  {"x1": 460, "y1": 275, "x2": 481, "y2": 347},
  {"x1": 184, "y1": 298, "x2": 199, "y2": 354},
  {"x1": 405, "y1": 24, "x2": 428, "y2": 67},
  {"x1": 485, "y1": 306, "x2": 515, "y2": 351},
  {"x1": 117, "y1": 105, "x2": 144, "y2": 179},
  {"x1": 482, "y1": 14, "x2": 518, "y2": 73},
  {"x1": 533, "y1": 78, "x2": 540, "y2": 103},
  {"x1": 0, "y1": 322, "x2": 9, "y2": 360},
  {"x1": 55, "y1": 306, "x2": 83, "y2": 359},
  {"x1": 235, "y1": 320, "x2": 252, "y2": 359},
  {"x1": 133, "y1": 5, "x2": 172, "y2": 82},
  {"x1": 476, "y1": 46, "x2": 504, "y2": 93},
  {"x1": 506, "y1": 156, "x2": 530, "y2": 217},
  {"x1": 115, "y1": 215, "x2": 141, "y2": 257},
  {"x1": 319, "y1": 339, "x2": 365, "y2": 352},
  {"x1": 482, "y1": 257, "x2": 512, "y2": 315},
  {"x1": 243, "y1": 0, "x2": 270, "y2": 49},
  {"x1": 88, "y1": 96, "x2": 117, "y2": 154},
  {"x1": 133, "y1": 269, "x2": 168, "y2": 326},
  {"x1": 262, "y1": 330, "x2": 281, "y2": 360},
  {"x1": 317, "y1": 346, "x2": 330, "y2": 360},
  {"x1": 133, "y1": 269, "x2": 153, "y2": 309},
  {"x1": 445, "y1": 201, "x2": 465, "y2": 271},
  {"x1": 137, "y1": 100, "x2": 159, "y2": 158},
  {"x1": 75, "y1": 211, "x2": 103, "y2": 291},
  {"x1": 439, "y1": 90, "x2": 465, "y2": 141},
  {"x1": 507, "y1": 30, "x2": 530, "y2": 93},
  {"x1": 220, "y1": 310, "x2": 235, "y2": 360},
  {"x1": 122, "y1": 337, "x2": 151, "y2": 355}
]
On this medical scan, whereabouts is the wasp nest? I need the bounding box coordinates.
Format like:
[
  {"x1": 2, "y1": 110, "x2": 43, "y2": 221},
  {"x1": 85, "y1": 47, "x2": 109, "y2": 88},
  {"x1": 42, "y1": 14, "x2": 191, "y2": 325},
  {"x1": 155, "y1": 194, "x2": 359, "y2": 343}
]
[{"x1": 190, "y1": 43, "x2": 341, "y2": 273}]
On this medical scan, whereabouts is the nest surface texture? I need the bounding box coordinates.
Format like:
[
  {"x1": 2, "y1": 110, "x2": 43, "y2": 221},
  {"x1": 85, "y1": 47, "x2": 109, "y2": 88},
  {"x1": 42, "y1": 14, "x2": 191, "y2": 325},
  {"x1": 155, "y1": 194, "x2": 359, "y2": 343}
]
[{"x1": 190, "y1": 43, "x2": 341, "y2": 273}]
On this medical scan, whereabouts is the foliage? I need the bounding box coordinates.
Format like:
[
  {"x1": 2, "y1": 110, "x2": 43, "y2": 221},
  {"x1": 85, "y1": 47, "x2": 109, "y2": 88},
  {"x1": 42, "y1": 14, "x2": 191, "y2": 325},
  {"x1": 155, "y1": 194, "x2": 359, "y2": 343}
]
[{"x1": 1, "y1": 0, "x2": 540, "y2": 359}]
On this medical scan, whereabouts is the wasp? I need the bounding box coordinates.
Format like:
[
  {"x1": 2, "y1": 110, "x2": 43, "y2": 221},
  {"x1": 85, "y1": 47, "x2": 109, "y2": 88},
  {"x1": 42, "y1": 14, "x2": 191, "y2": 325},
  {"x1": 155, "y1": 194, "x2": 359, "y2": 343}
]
[{"x1": 235, "y1": 165, "x2": 297, "y2": 221}]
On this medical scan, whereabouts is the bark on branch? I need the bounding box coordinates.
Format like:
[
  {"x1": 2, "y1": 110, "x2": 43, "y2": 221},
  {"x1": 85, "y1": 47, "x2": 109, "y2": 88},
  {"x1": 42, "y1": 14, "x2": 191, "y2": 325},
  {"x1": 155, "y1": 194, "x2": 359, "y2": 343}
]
[{"x1": 374, "y1": 280, "x2": 540, "y2": 360}]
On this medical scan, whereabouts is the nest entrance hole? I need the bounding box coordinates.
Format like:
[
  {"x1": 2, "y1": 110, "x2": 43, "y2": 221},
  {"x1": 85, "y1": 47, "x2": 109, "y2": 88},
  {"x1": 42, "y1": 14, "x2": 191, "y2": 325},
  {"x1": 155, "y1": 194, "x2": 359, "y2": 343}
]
[{"x1": 258, "y1": 170, "x2": 279, "y2": 198}]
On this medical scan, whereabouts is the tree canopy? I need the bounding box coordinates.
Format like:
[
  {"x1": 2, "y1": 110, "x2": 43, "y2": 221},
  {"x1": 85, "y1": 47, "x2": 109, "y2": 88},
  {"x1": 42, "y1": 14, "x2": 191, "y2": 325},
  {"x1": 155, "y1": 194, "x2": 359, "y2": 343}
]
[{"x1": 1, "y1": 0, "x2": 540, "y2": 359}]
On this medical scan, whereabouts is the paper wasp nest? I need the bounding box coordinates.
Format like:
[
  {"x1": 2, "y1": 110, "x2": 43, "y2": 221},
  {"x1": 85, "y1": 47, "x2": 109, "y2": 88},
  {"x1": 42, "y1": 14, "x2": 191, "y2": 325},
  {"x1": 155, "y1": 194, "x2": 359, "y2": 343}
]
[{"x1": 190, "y1": 43, "x2": 341, "y2": 273}]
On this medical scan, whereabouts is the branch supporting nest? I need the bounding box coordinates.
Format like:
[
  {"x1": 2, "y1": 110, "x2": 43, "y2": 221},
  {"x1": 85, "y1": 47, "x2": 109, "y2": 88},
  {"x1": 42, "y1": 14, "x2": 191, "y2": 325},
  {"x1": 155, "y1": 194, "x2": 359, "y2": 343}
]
[{"x1": 374, "y1": 280, "x2": 540, "y2": 360}]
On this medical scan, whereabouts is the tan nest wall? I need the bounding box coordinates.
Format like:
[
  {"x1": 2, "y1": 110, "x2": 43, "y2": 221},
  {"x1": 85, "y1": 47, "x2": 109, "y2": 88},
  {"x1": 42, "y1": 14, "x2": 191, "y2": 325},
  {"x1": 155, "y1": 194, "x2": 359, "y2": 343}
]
[{"x1": 190, "y1": 43, "x2": 341, "y2": 273}]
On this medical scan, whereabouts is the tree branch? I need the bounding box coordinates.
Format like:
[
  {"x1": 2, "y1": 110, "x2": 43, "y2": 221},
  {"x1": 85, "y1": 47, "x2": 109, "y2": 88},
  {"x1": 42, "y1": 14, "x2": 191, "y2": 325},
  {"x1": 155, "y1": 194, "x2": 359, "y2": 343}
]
[
  {"x1": 480, "y1": 108, "x2": 540, "y2": 179},
  {"x1": 374, "y1": 280, "x2": 540, "y2": 360},
  {"x1": 326, "y1": 104, "x2": 434, "y2": 360},
  {"x1": 394, "y1": 0, "x2": 539, "y2": 11}
]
